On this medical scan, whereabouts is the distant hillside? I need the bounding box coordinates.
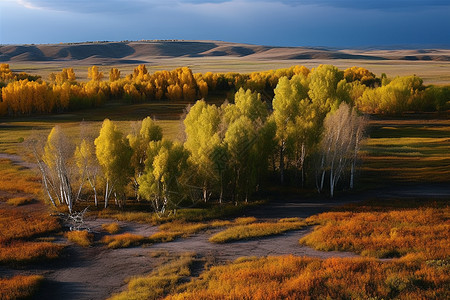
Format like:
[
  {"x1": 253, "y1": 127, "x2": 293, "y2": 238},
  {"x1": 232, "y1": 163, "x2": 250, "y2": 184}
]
[{"x1": 1, "y1": 40, "x2": 450, "y2": 64}]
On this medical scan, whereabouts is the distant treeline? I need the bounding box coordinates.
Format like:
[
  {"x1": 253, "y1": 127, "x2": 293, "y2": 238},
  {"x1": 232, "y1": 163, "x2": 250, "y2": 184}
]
[{"x1": 0, "y1": 63, "x2": 449, "y2": 116}]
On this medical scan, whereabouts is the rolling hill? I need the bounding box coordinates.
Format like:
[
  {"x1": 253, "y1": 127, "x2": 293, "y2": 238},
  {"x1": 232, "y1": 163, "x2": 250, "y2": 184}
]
[{"x1": 1, "y1": 40, "x2": 450, "y2": 64}]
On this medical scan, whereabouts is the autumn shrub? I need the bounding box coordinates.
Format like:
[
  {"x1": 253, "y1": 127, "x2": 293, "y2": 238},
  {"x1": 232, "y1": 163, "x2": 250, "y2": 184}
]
[
  {"x1": 0, "y1": 242, "x2": 65, "y2": 264},
  {"x1": 65, "y1": 230, "x2": 94, "y2": 247},
  {"x1": 101, "y1": 233, "x2": 146, "y2": 249},
  {"x1": 301, "y1": 207, "x2": 450, "y2": 259},
  {"x1": 165, "y1": 256, "x2": 449, "y2": 300},
  {"x1": 102, "y1": 222, "x2": 121, "y2": 234},
  {"x1": 0, "y1": 275, "x2": 44, "y2": 300},
  {"x1": 209, "y1": 219, "x2": 306, "y2": 243}
]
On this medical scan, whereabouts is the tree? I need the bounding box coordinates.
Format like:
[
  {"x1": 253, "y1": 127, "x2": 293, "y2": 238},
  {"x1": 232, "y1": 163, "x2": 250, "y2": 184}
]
[
  {"x1": 32, "y1": 126, "x2": 79, "y2": 213},
  {"x1": 94, "y1": 119, "x2": 132, "y2": 208},
  {"x1": 317, "y1": 103, "x2": 366, "y2": 197},
  {"x1": 109, "y1": 68, "x2": 121, "y2": 82},
  {"x1": 88, "y1": 66, "x2": 104, "y2": 82},
  {"x1": 183, "y1": 100, "x2": 222, "y2": 202},
  {"x1": 127, "y1": 117, "x2": 163, "y2": 200},
  {"x1": 272, "y1": 76, "x2": 306, "y2": 183},
  {"x1": 138, "y1": 140, "x2": 189, "y2": 216},
  {"x1": 74, "y1": 135, "x2": 101, "y2": 207}
]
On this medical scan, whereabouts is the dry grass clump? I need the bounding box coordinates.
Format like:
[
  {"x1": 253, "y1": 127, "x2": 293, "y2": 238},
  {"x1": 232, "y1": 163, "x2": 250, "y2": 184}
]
[
  {"x1": 301, "y1": 207, "x2": 450, "y2": 259},
  {"x1": 109, "y1": 253, "x2": 196, "y2": 300},
  {"x1": 0, "y1": 275, "x2": 44, "y2": 300},
  {"x1": 233, "y1": 217, "x2": 257, "y2": 225},
  {"x1": 209, "y1": 219, "x2": 306, "y2": 243},
  {"x1": 97, "y1": 210, "x2": 157, "y2": 224},
  {"x1": 0, "y1": 242, "x2": 64, "y2": 264},
  {"x1": 65, "y1": 230, "x2": 94, "y2": 247},
  {"x1": 6, "y1": 196, "x2": 35, "y2": 206},
  {"x1": 165, "y1": 256, "x2": 449, "y2": 300},
  {"x1": 101, "y1": 233, "x2": 146, "y2": 249},
  {"x1": 102, "y1": 222, "x2": 121, "y2": 234},
  {"x1": 148, "y1": 221, "x2": 210, "y2": 243}
]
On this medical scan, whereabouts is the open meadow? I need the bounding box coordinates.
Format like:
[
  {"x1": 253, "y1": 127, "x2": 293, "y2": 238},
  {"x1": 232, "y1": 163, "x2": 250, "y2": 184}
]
[{"x1": 0, "y1": 58, "x2": 449, "y2": 299}]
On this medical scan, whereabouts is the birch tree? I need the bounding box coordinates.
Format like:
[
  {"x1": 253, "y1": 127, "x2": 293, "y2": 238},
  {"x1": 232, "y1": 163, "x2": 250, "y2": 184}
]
[
  {"x1": 31, "y1": 126, "x2": 79, "y2": 213},
  {"x1": 317, "y1": 103, "x2": 366, "y2": 197},
  {"x1": 94, "y1": 119, "x2": 132, "y2": 208}
]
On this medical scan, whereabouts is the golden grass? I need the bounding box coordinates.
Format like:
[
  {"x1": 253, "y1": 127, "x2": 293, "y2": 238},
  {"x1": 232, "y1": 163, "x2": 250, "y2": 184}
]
[
  {"x1": 109, "y1": 253, "x2": 196, "y2": 300},
  {"x1": 65, "y1": 230, "x2": 94, "y2": 247},
  {"x1": 300, "y1": 207, "x2": 450, "y2": 259},
  {"x1": 6, "y1": 196, "x2": 34, "y2": 206},
  {"x1": 0, "y1": 275, "x2": 44, "y2": 300},
  {"x1": 101, "y1": 233, "x2": 146, "y2": 249},
  {"x1": 102, "y1": 222, "x2": 121, "y2": 234},
  {"x1": 165, "y1": 255, "x2": 449, "y2": 300},
  {"x1": 209, "y1": 219, "x2": 307, "y2": 243},
  {"x1": 0, "y1": 158, "x2": 42, "y2": 195},
  {"x1": 0, "y1": 241, "x2": 65, "y2": 264},
  {"x1": 0, "y1": 209, "x2": 61, "y2": 243}
]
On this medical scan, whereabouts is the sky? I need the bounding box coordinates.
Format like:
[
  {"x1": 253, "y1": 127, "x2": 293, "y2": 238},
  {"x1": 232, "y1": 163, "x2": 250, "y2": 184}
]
[{"x1": 1, "y1": 0, "x2": 450, "y2": 47}]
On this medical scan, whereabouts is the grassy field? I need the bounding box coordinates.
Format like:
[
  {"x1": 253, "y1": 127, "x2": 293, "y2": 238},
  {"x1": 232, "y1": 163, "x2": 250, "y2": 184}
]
[
  {"x1": 359, "y1": 116, "x2": 450, "y2": 188},
  {"x1": 10, "y1": 58, "x2": 450, "y2": 85}
]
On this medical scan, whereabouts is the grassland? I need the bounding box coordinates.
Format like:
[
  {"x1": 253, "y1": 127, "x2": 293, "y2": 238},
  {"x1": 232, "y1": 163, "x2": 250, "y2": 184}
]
[
  {"x1": 359, "y1": 116, "x2": 450, "y2": 188},
  {"x1": 301, "y1": 201, "x2": 449, "y2": 259},
  {"x1": 164, "y1": 256, "x2": 449, "y2": 300},
  {"x1": 11, "y1": 57, "x2": 450, "y2": 85}
]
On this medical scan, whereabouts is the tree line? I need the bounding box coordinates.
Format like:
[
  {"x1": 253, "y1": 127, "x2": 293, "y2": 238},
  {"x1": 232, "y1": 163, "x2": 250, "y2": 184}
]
[
  {"x1": 1, "y1": 63, "x2": 449, "y2": 117},
  {"x1": 31, "y1": 65, "x2": 374, "y2": 214}
]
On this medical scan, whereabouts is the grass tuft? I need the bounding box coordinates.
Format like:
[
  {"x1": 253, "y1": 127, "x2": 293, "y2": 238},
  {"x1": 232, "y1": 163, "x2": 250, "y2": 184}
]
[
  {"x1": 209, "y1": 219, "x2": 306, "y2": 243},
  {"x1": 101, "y1": 233, "x2": 146, "y2": 249},
  {"x1": 102, "y1": 222, "x2": 121, "y2": 234},
  {"x1": 65, "y1": 230, "x2": 94, "y2": 247},
  {"x1": 6, "y1": 196, "x2": 35, "y2": 206}
]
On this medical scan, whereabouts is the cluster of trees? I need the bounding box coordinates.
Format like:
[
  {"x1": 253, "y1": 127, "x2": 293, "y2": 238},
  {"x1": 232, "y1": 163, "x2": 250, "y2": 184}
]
[
  {"x1": 32, "y1": 65, "x2": 372, "y2": 214},
  {"x1": 1, "y1": 63, "x2": 448, "y2": 117}
]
